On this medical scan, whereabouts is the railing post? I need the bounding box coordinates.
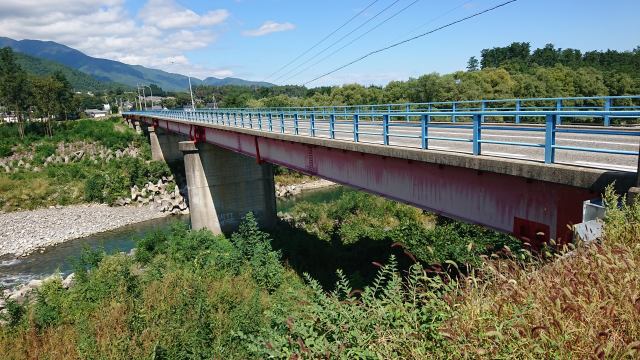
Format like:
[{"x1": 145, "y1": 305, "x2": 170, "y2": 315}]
[
  {"x1": 421, "y1": 114, "x2": 429, "y2": 150},
  {"x1": 556, "y1": 99, "x2": 562, "y2": 125},
  {"x1": 545, "y1": 114, "x2": 557, "y2": 164},
  {"x1": 240, "y1": 113, "x2": 245, "y2": 127},
  {"x1": 294, "y1": 113, "x2": 299, "y2": 135},
  {"x1": 226, "y1": 113, "x2": 230, "y2": 126},
  {"x1": 353, "y1": 114, "x2": 360, "y2": 142},
  {"x1": 405, "y1": 103, "x2": 410, "y2": 122},
  {"x1": 268, "y1": 113, "x2": 273, "y2": 132},
  {"x1": 604, "y1": 97, "x2": 611, "y2": 127},
  {"x1": 234, "y1": 113, "x2": 238, "y2": 127},
  {"x1": 515, "y1": 100, "x2": 521, "y2": 124},
  {"x1": 248, "y1": 113, "x2": 253, "y2": 128},
  {"x1": 383, "y1": 114, "x2": 389, "y2": 145},
  {"x1": 279, "y1": 113, "x2": 285, "y2": 134},
  {"x1": 258, "y1": 113, "x2": 262, "y2": 130},
  {"x1": 330, "y1": 114, "x2": 336, "y2": 139},
  {"x1": 452, "y1": 102, "x2": 457, "y2": 123},
  {"x1": 310, "y1": 114, "x2": 316, "y2": 137},
  {"x1": 472, "y1": 114, "x2": 482, "y2": 155},
  {"x1": 480, "y1": 101, "x2": 486, "y2": 123}
]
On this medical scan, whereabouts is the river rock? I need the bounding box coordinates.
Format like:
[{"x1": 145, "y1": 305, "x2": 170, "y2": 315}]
[{"x1": 62, "y1": 273, "x2": 76, "y2": 289}]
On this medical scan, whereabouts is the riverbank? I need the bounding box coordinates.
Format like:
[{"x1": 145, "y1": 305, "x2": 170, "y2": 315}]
[
  {"x1": 0, "y1": 204, "x2": 171, "y2": 258},
  {"x1": 275, "y1": 178, "x2": 336, "y2": 197}
]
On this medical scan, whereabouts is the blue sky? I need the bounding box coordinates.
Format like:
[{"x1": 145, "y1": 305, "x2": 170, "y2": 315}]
[{"x1": 1, "y1": 0, "x2": 639, "y2": 86}]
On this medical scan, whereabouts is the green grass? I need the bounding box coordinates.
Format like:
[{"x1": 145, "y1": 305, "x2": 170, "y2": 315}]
[
  {"x1": 0, "y1": 118, "x2": 168, "y2": 212},
  {"x1": 1, "y1": 189, "x2": 638, "y2": 358}
]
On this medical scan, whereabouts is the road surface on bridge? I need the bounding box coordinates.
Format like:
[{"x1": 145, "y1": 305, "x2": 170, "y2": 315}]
[{"x1": 272, "y1": 119, "x2": 639, "y2": 172}]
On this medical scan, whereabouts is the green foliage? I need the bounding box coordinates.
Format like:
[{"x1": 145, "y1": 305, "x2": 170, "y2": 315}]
[
  {"x1": 33, "y1": 279, "x2": 65, "y2": 329},
  {"x1": 83, "y1": 173, "x2": 107, "y2": 202},
  {"x1": 0, "y1": 143, "x2": 12, "y2": 157},
  {"x1": 0, "y1": 299, "x2": 26, "y2": 327},
  {"x1": 244, "y1": 256, "x2": 454, "y2": 358},
  {"x1": 231, "y1": 213, "x2": 284, "y2": 291},
  {"x1": 33, "y1": 143, "x2": 56, "y2": 163}
]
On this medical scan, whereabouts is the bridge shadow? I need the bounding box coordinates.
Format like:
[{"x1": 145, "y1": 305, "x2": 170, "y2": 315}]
[{"x1": 268, "y1": 220, "x2": 415, "y2": 291}]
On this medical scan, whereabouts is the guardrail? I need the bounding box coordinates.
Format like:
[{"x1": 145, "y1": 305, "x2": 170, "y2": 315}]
[
  {"x1": 125, "y1": 100, "x2": 640, "y2": 169},
  {"x1": 209, "y1": 95, "x2": 640, "y2": 127}
]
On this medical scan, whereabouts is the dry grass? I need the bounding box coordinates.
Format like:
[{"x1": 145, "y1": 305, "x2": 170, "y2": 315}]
[{"x1": 442, "y1": 190, "x2": 640, "y2": 359}]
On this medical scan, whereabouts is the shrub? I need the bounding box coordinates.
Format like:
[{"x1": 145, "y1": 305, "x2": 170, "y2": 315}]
[
  {"x1": 232, "y1": 213, "x2": 284, "y2": 291},
  {"x1": 33, "y1": 143, "x2": 56, "y2": 164},
  {"x1": 243, "y1": 256, "x2": 454, "y2": 358},
  {"x1": 83, "y1": 174, "x2": 107, "y2": 203},
  {"x1": 0, "y1": 144, "x2": 13, "y2": 157}
]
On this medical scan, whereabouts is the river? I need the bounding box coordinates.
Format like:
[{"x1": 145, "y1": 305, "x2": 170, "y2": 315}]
[{"x1": 0, "y1": 186, "x2": 343, "y2": 290}]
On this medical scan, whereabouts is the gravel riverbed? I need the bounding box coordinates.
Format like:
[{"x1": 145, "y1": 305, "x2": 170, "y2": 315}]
[{"x1": 0, "y1": 204, "x2": 170, "y2": 258}]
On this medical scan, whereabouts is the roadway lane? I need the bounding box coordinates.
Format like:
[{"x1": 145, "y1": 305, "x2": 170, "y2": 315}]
[{"x1": 203, "y1": 116, "x2": 640, "y2": 172}]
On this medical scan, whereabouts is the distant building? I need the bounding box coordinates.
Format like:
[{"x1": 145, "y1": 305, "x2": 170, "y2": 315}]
[
  {"x1": 103, "y1": 104, "x2": 111, "y2": 112},
  {"x1": 85, "y1": 109, "x2": 108, "y2": 118}
]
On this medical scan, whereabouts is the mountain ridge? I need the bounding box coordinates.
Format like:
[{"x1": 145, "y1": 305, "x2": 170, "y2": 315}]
[{"x1": 0, "y1": 37, "x2": 273, "y2": 91}]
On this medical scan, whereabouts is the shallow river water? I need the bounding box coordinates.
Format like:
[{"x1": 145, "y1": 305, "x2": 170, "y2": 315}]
[{"x1": 0, "y1": 186, "x2": 345, "y2": 290}]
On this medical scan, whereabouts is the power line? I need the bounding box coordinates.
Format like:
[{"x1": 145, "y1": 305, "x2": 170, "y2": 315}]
[
  {"x1": 303, "y1": 0, "x2": 517, "y2": 86},
  {"x1": 273, "y1": 0, "x2": 403, "y2": 83},
  {"x1": 263, "y1": 0, "x2": 380, "y2": 82},
  {"x1": 393, "y1": 0, "x2": 471, "y2": 41},
  {"x1": 282, "y1": 0, "x2": 421, "y2": 83}
]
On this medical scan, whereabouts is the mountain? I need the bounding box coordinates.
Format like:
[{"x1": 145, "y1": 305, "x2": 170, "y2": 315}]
[
  {"x1": 0, "y1": 37, "x2": 274, "y2": 91},
  {"x1": 202, "y1": 77, "x2": 273, "y2": 87},
  {"x1": 13, "y1": 52, "x2": 124, "y2": 92}
]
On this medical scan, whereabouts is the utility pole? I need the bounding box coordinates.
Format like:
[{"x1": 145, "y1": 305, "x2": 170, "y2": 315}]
[
  {"x1": 188, "y1": 76, "x2": 195, "y2": 110},
  {"x1": 144, "y1": 85, "x2": 154, "y2": 109}
]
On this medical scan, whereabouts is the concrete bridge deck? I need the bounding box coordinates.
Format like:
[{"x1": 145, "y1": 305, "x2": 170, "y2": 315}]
[{"x1": 124, "y1": 97, "x2": 640, "y2": 247}]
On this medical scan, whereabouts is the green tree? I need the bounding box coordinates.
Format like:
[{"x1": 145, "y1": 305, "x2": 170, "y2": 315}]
[
  {"x1": 466, "y1": 56, "x2": 479, "y2": 71},
  {"x1": 52, "y1": 70, "x2": 73, "y2": 120},
  {"x1": 0, "y1": 47, "x2": 31, "y2": 139},
  {"x1": 32, "y1": 76, "x2": 62, "y2": 136}
]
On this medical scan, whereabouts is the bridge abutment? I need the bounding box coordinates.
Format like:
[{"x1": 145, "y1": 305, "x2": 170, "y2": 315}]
[{"x1": 179, "y1": 140, "x2": 276, "y2": 234}]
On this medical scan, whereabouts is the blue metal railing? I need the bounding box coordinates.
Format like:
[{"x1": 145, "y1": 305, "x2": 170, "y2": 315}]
[
  {"x1": 125, "y1": 96, "x2": 640, "y2": 169},
  {"x1": 204, "y1": 95, "x2": 640, "y2": 127}
]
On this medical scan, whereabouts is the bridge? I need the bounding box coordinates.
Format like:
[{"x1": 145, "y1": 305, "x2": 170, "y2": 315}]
[{"x1": 124, "y1": 95, "x2": 640, "y2": 247}]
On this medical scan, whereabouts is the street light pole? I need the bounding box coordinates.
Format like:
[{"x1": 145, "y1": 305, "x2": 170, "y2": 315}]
[
  {"x1": 144, "y1": 85, "x2": 154, "y2": 109},
  {"x1": 169, "y1": 61, "x2": 196, "y2": 110},
  {"x1": 188, "y1": 76, "x2": 195, "y2": 110}
]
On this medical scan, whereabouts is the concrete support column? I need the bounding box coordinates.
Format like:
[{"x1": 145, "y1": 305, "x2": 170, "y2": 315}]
[
  {"x1": 180, "y1": 141, "x2": 222, "y2": 233},
  {"x1": 126, "y1": 118, "x2": 134, "y2": 129},
  {"x1": 148, "y1": 126, "x2": 164, "y2": 162},
  {"x1": 179, "y1": 141, "x2": 276, "y2": 233},
  {"x1": 134, "y1": 121, "x2": 142, "y2": 135}
]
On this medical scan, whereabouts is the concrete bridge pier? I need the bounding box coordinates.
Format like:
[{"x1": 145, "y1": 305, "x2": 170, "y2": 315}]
[
  {"x1": 179, "y1": 140, "x2": 276, "y2": 234},
  {"x1": 145, "y1": 126, "x2": 185, "y2": 164},
  {"x1": 134, "y1": 121, "x2": 142, "y2": 135}
]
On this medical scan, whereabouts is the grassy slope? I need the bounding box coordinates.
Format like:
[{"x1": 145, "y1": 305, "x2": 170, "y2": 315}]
[{"x1": 0, "y1": 118, "x2": 170, "y2": 212}]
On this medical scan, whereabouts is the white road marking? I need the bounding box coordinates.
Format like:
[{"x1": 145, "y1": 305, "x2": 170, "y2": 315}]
[
  {"x1": 483, "y1": 151, "x2": 530, "y2": 159},
  {"x1": 572, "y1": 161, "x2": 637, "y2": 172}
]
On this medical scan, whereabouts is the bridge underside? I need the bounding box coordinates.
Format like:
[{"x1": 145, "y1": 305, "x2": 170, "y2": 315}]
[{"x1": 130, "y1": 115, "x2": 604, "y2": 245}]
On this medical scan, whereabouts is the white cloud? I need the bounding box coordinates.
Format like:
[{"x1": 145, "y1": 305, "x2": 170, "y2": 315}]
[
  {"x1": 139, "y1": 0, "x2": 229, "y2": 30},
  {"x1": 0, "y1": 0, "x2": 233, "y2": 79},
  {"x1": 242, "y1": 21, "x2": 295, "y2": 37}
]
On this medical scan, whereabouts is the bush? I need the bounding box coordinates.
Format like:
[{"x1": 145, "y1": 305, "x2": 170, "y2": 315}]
[
  {"x1": 33, "y1": 143, "x2": 56, "y2": 164},
  {"x1": 232, "y1": 213, "x2": 284, "y2": 291},
  {"x1": 83, "y1": 174, "x2": 107, "y2": 203},
  {"x1": 243, "y1": 257, "x2": 454, "y2": 358},
  {"x1": 0, "y1": 143, "x2": 13, "y2": 157}
]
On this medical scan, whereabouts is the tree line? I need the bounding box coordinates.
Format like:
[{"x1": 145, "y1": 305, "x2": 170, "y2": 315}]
[
  {"x1": 160, "y1": 42, "x2": 640, "y2": 109},
  {"x1": 0, "y1": 47, "x2": 75, "y2": 138}
]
